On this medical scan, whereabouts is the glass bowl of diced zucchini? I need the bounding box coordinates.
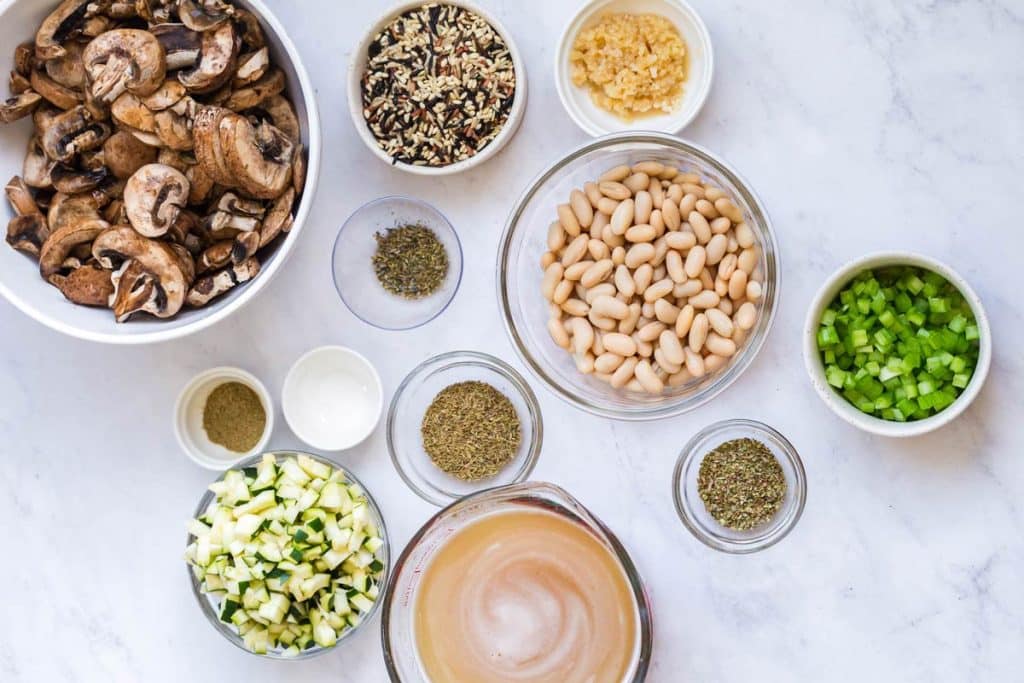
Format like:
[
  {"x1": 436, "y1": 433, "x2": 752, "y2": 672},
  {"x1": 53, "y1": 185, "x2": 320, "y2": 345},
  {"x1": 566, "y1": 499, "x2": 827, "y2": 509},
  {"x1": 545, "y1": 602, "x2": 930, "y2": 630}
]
[
  {"x1": 803, "y1": 252, "x2": 991, "y2": 438},
  {"x1": 184, "y1": 451, "x2": 389, "y2": 658}
]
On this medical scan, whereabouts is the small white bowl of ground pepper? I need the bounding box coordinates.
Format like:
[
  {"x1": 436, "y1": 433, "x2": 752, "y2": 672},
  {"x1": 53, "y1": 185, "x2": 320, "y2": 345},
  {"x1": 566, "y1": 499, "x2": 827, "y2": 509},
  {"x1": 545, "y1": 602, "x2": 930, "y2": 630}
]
[
  {"x1": 386, "y1": 351, "x2": 544, "y2": 505},
  {"x1": 175, "y1": 368, "x2": 274, "y2": 471},
  {"x1": 673, "y1": 419, "x2": 806, "y2": 554},
  {"x1": 348, "y1": 0, "x2": 527, "y2": 175}
]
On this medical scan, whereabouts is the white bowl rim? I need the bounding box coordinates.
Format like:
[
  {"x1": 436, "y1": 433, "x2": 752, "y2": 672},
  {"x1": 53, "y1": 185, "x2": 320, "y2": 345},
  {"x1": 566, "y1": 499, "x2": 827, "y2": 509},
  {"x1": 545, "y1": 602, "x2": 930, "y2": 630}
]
[
  {"x1": 497, "y1": 130, "x2": 780, "y2": 421},
  {"x1": 346, "y1": 0, "x2": 528, "y2": 176},
  {"x1": 0, "y1": 0, "x2": 322, "y2": 345},
  {"x1": 802, "y1": 251, "x2": 992, "y2": 438},
  {"x1": 281, "y1": 345, "x2": 384, "y2": 451},
  {"x1": 174, "y1": 366, "x2": 275, "y2": 471},
  {"x1": 553, "y1": 0, "x2": 715, "y2": 137}
]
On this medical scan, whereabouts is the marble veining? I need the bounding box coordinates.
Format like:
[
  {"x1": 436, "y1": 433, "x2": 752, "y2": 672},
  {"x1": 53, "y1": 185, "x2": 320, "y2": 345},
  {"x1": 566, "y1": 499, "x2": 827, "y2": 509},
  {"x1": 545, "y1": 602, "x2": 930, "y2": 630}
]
[{"x1": 1, "y1": 0, "x2": 1022, "y2": 681}]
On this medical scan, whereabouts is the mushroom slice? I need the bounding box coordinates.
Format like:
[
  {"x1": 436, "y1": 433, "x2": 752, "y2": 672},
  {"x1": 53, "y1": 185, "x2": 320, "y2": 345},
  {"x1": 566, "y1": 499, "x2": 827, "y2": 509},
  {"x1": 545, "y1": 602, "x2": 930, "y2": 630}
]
[
  {"x1": 6, "y1": 214, "x2": 49, "y2": 255},
  {"x1": 5, "y1": 176, "x2": 39, "y2": 215},
  {"x1": 103, "y1": 197, "x2": 126, "y2": 224},
  {"x1": 111, "y1": 92, "x2": 156, "y2": 133},
  {"x1": 109, "y1": 259, "x2": 157, "y2": 321},
  {"x1": 153, "y1": 101, "x2": 195, "y2": 151},
  {"x1": 231, "y1": 229, "x2": 259, "y2": 264},
  {"x1": 246, "y1": 95, "x2": 299, "y2": 142},
  {"x1": 185, "y1": 160, "x2": 214, "y2": 205},
  {"x1": 24, "y1": 137, "x2": 55, "y2": 189},
  {"x1": 30, "y1": 70, "x2": 82, "y2": 110},
  {"x1": 45, "y1": 40, "x2": 87, "y2": 90},
  {"x1": 219, "y1": 113, "x2": 293, "y2": 199},
  {"x1": 258, "y1": 186, "x2": 293, "y2": 248},
  {"x1": 57, "y1": 263, "x2": 114, "y2": 306},
  {"x1": 141, "y1": 80, "x2": 187, "y2": 111},
  {"x1": 35, "y1": 0, "x2": 99, "y2": 61},
  {"x1": 292, "y1": 144, "x2": 306, "y2": 196},
  {"x1": 14, "y1": 43, "x2": 35, "y2": 78},
  {"x1": 39, "y1": 216, "x2": 109, "y2": 277},
  {"x1": 93, "y1": 226, "x2": 191, "y2": 318},
  {"x1": 83, "y1": 29, "x2": 166, "y2": 104},
  {"x1": 186, "y1": 256, "x2": 258, "y2": 307},
  {"x1": 233, "y1": 47, "x2": 269, "y2": 87},
  {"x1": 151, "y1": 23, "x2": 202, "y2": 71},
  {"x1": 48, "y1": 192, "x2": 101, "y2": 233},
  {"x1": 51, "y1": 163, "x2": 109, "y2": 194},
  {"x1": 124, "y1": 163, "x2": 190, "y2": 237},
  {"x1": 197, "y1": 239, "x2": 231, "y2": 272},
  {"x1": 203, "y1": 191, "x2": 264, "y2": 236},
  {"x1": 10, "y1": 71, "x2": 32, "y2": 96},
  {"x1": 225, "y1": 68, "x2": 284, "y2": 111},
  {"x1": 233, "y1": 9, "x2": 266, "y2": 51},
  {"x1": 88, "y1": 175, "x2": 126, "y2": 208},
  {"x1": 41, "y1": 106, "x2": 111, "y2": 163},
  {"x1": 0, "y1": 92, "x2": 43, "y2": 124},
  {"x1": 192, "y1": 105, "x2": 233, "y2": 185},
  {"x1": 177, "y1": 0, "x2": 235, "y2": 32},
  {"x1": 103, "y1": 130, "x2": 158, "y2": 179},
  {"x1": 178, "y1": 21, "x2": 239, "y2": 94}
]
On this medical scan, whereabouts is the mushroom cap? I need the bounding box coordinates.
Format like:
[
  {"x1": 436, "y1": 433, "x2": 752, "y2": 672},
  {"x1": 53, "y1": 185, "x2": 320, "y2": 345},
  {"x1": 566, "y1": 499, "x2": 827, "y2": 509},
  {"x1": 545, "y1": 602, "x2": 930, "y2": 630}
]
[
  {"x1": 40, "y1": 105, "x2": 111, "y2": 163},
  {"x1": 151, "y1": 23, "x2": 203, "y2": 71},
  {"x1": 50, "y1": 163, "x2": 109, "y2": 194},
  {"x1": 35, "y1": 0, "x2": 96, "y2": 61},
  {"x1": 103, "y1": 131, "x2": 158, "y2": 180},
  {"x1": 45, "y1": 40, "x2": 87, "y2": 89},
  {"x1": 124, "y1": 163, "x2": 190, "y2": 237},
  {"x1": 225, "y1": 67, "x2": 284, "y2": 112},
  {"x1": 0, "y1": 92, "x2": 43, "y2": 124},
  {"x1": 92, "y1": 226, "x2": 190, "y2": 318},
  {"x1": 83, "y1": 29, "x2": 166, "y2": 103},
  {"x1": 39, "y1": 216, "x2": 108, "y2": 277},
  {"x1": 186, "y1": 256, "x2": 259, "y2": 307},
  {"x1": 177, "y1": 0, "x2": 235, "y2": 32},
  {"x1": 178, "y1": 21, "x2": 239, "y2": 94},
  {"x1": 30, "y1": 69, "x2": 83, "y2": 110},
  {"x1": 6, "y1": 213, "x2": 49, "y2": 255},
  {"x1": 23, "y1": 136, "x2": 55, "y2": 189},
  {"x1": 5, "y1": 176, "x2": 40, "y2": 216},
  {"x1": 57, "y1": 263, "x2": 114, "y2": 306},
  {"x1": 216, "y1": 110, "x2": 294, "y2": 199}
]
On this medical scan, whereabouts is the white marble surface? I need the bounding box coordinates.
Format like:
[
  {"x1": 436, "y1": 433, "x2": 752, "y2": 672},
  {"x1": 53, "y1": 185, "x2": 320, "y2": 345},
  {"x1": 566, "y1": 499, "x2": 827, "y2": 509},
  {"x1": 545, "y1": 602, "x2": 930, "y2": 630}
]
[{"x1": 1, "y1": 0, "x2": 1022, "y2": 680}]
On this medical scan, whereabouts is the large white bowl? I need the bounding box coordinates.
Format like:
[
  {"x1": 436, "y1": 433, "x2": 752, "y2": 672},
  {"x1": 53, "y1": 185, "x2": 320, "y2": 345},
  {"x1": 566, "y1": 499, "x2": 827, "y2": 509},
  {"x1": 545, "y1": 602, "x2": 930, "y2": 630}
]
[
  {"x1": 347, "y1": 0, "x2": 527, "y2": 176},
  {"x1": 803, "y1": 252, "x2": 992, "y2": 438},
  {"x1": 0, "y1": 0, "x2": 321, "y2": 344}
]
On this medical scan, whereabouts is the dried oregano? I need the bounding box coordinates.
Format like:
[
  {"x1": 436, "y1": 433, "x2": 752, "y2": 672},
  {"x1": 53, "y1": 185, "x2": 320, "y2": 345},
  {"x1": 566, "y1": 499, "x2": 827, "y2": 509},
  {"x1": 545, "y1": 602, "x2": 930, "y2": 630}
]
[
  {"x1": 372, "y1": 225, "x2": 448, "y2": 299},
  {"x1": 697, "y1": 438, "x2": 786, "y2": 530}
]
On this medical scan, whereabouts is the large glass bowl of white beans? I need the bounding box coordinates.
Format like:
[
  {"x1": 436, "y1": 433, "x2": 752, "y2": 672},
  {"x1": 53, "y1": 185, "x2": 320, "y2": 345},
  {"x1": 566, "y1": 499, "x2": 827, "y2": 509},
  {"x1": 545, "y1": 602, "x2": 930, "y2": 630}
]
[{"x1": 498, "y1": 132, "x2": 779, "y2": 420}]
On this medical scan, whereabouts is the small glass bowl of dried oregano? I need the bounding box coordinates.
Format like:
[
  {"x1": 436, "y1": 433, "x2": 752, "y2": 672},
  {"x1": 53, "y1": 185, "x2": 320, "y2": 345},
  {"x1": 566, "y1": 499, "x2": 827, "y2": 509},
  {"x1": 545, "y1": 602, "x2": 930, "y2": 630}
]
[
  {"x1": 332, "y1": 196, "x2": 464, "y2": 330},
  {"x1": 386, "y1": 351, "x2": 544, "y2": 506},
  {"x1": 673, "y1": 419, "x2": 806, "y2": 553}
]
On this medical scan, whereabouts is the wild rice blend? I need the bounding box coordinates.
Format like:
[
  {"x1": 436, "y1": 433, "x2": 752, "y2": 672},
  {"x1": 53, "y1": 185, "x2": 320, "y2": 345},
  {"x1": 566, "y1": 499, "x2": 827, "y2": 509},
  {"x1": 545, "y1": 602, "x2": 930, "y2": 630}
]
[{"x1": 361, "y1": 3, "x2": 517, "y2": 167}]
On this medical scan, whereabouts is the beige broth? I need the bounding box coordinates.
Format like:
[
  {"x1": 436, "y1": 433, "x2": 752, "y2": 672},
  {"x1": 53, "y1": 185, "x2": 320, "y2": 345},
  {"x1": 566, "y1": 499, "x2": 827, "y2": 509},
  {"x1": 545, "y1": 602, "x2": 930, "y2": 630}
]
[{"x1": 413, "y1": 508, "x2": 639, "y2": 682}]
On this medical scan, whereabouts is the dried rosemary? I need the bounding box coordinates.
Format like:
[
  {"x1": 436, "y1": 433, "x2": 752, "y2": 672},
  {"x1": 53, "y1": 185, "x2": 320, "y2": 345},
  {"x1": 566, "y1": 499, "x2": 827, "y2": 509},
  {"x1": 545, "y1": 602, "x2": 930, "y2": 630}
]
[
  {"x1": 421, "y1": 381, "x2": 521, "y2": 481},
  {"x1": 697, "y1": 438, "x2": 786, "y2": 531},
  {"x1": 372, "y1": 224, "x2": 448, "y2": 299},
  {"x1": 202, "y1": 381, "x2": 266, "y2": 453}
]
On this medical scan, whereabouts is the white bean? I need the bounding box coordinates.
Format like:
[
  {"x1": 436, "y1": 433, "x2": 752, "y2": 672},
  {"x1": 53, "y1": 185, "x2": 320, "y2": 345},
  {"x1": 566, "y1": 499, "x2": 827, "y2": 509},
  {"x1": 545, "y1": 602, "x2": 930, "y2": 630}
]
[
  {"x1": 623, "y1": 172, "x2": 649, "y2": 194},
  {"x1": 574, "y1": 351, "x2": 595, "y2": 374},
  {"x1": 570, "y1": 190, "x2": 594, "y2": 228},
  {"x1": 584, "y1": 282, "x2": 616, "y2": 305},
  {"x1": 597, "y1": 197, "x2": 619, "y2": 215},
  {"x1": 704, "y1": 353, "x2": 728, "y2": 373},
  {"x1": 735, "y1": 302, "x2": 757, "y2": 330},
  {"x1": 643, "y1": 278, "x2": 674, "y2": 302},
  {"x1": 634, "y1": 191, "x2": 652, "y2": 225},
  {"x1": 728, "y1": 269, "x2": 748, "y2": 301},
  {"x1": 548, "y1": 319, "x2": 569, "y2": 348},
  {"x1": 688, "y1": 290, "x2": 720, "y2": 309},
  {"x1": 557, "y1": 204, "x2": 581, "y2": 237},
  {"x1": 599, "y1": 181, "x2": 632, "y2": 200},
  {"x1": 710, "y1": 216, "x2": 731, "y2": 235},
  {"x1": 581, "y1": 259, "x2": 614, "y2": 288},
  {"x1": 603, "y1": 333, "x2": 637, "y2": 357},
  {"x1": 706, "y1": 234, "x2": 728, "y2": 265},
  {"x1": 688, "y1": 312, "x2": 709, "y2": 352},
  {"x1": 588, "y1": 238, "x2": 610, "y2": 261},
  {"x1": 684, "y1": 347, "x2": 706, "y2": 378},
  {"x1": 595, "y1": 352, "x2": 624, "y2": 374},
  {"x1": 675, "y1": 279, "x2": 702, "y2": 298},
  {"x1": 705, "y1": 308, "x2": 734, "y2": 338},
  {"x1": 696, "y1": 199, "x2": 719, "y2": 219},
  {"x1": 738, "y1": 247, "x2": 758, "y2": 274},
  {"x1": 654, "y1": 297, "x2": 680, "y2": 324},
  {"x1": 633, "y1": 161, "x2": 664, "y2": 176},
  {"x1": 689, "y1": 211, "x2": 712, "y2": 244},
  {"x1": 684, "y1": 245, "x2": 707, "y2": 278},
  {"x1": 561, "y1": 298, "x2": 589, "y2": 317},
  {"x1": 746, "y1": 280, "x2": 763, "y2": 301},
  {"x1": 706, "y1": 332, "x2": 737, "y2": 357},
  {"x1": 653, "y1": 347, "x2": 681, "y2": 375},
  {"x1": 659, "y1": 329, "x2": 685, "y2": 366},
  {"x1": 633, "y1": 263, "x2": 653, "y2": 293},
  {"x1": 625, "y1": 224, "x2": 656, "y2": 243},
  {"x1": 611, "y1": 199, "x2": 635, "y2": 235},
  {"x1": 561, "y1": 235, "x2": 588, "y2": 267},
  {"x1": 610, "y1": 356, "x2": 638, "y2": 388},
  {"x1": 625, "y1": 243, "x2": 655, "y2": 268},
  {"x1": 542, "y1": 263, "x2": 563, "y2": 300},
  {"x1": 634, "y1": 359, "x2": 664, "y2": 394},
  {"x1": 715, "y1": 198, "x2": 743, "y2": 223},
  {"x1": 563, "y1": 260, "x2": 592, "y2": 281},
  {"x1": 592, "y1": 294, "x2": 629, "y2": 320},
  {"x1": 584, "y1": 182, "x2": 603, "y2": 208},
  {"x1": 552, "y1": 279, "x2": 573, "y2": 304},
  {"x1": 665, "y1": 230, "x2": 696, "y2": 251},
  {"x1": 735, "y1": 222, "x2": 755, "y2": 249},
  {"x1": 600, "y1": 165, "x2": 631, "y2": 182}
]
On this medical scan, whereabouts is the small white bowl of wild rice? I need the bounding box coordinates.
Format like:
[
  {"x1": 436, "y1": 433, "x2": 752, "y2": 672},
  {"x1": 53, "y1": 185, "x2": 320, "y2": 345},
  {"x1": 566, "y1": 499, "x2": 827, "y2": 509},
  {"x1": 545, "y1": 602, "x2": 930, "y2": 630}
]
[{"x1": 347, "y1": 1, "x2": 528, "y2": 175}]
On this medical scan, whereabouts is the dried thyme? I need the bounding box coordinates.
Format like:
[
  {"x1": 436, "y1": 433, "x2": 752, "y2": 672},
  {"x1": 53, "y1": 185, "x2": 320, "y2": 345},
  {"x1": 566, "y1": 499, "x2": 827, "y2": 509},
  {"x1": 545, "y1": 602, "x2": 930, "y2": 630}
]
[
  {"x1": 697, "y1": 438, "x2": 786, "y2": 531},
  {"x1": 202, "y1": 381, "x2": 266, "y2": 453},
  {"x1": 421, "y1": 381, "x2": 521, "y2": 481},
  {"x1": 361, "y1": 3, "x2": 517, "y2": 167},
  {"x1": 372, "y1": 224, "x2": 448, "y2": 299}
]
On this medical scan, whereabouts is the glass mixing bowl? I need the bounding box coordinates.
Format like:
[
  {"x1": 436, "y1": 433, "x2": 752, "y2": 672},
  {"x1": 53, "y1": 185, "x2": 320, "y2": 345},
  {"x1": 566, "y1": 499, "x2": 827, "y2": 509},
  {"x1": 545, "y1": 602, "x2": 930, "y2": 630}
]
[
  {"x1": 497, "y1": 132, "x2": 779, "y2": 420},
  {"x1": 381, "y1": 482, "x2": 653, "y2": 681}
]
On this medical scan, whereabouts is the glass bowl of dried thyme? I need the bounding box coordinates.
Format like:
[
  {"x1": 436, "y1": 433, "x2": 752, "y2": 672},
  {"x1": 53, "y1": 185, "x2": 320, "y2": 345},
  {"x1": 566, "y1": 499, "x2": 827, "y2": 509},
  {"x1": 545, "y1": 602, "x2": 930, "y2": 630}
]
[
  {"x1": 386, "y1": 351, "x2": 543, "y2": 506},
  {"x1": 332, "y1": 196, "x2": 463, "y2": 330},
  {"x1": 673, "y1": 419, "x2": 806, "y2": 554}
]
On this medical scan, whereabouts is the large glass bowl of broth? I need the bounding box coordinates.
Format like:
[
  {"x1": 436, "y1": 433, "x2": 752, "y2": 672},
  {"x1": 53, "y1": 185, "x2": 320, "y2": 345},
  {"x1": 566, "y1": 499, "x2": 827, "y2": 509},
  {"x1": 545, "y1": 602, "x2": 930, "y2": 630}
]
[{"x1": 382, "y1": 482, "x2": 653, "y2": 682}]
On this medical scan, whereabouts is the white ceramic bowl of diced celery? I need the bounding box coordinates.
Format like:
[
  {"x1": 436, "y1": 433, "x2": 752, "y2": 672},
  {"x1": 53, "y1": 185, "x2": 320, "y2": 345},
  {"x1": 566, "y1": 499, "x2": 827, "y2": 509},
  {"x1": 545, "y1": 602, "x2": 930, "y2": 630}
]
[
  {"x1": 803, "y1": 252, "x2": 991, "y2": 438},
  {"x1": 184, "y1": 451, "x2": 389, "y2": 658}
]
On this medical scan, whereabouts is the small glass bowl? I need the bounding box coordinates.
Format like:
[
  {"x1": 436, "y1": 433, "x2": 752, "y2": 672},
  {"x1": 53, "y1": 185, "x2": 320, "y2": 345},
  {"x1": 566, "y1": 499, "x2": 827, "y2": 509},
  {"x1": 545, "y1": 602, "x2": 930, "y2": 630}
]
[
  {"x1": 332, "y1": 196, "x2": 463, "y2": 330},
  {"x1": 185, "y1": 451, "x2": 390, "y2": 659},
  {"x1": 386, "y1": 351, "x2": 543, "y2": 506},
  {"x1": 673, "y1": 419, "x2": 806, "y2": 554}
]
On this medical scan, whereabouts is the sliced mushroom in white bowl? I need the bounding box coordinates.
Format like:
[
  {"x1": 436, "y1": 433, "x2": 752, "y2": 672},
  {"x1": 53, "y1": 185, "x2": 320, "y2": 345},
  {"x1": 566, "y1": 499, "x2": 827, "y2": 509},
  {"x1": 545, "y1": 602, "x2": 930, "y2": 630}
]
[{"x1": 0, "y1": 0, "x2": 320, "y2": 344}]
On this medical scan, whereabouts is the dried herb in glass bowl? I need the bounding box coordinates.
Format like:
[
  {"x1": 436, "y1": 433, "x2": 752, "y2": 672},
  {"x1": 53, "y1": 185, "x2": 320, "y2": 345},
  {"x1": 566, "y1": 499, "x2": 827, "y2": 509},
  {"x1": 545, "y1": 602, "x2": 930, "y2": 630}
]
[
  {"x1": 697, "y1": 438, "x2": 786, "y2": 531},
  {"x1": 372, "y1": 225, "x2": 449, "y2": 299}
]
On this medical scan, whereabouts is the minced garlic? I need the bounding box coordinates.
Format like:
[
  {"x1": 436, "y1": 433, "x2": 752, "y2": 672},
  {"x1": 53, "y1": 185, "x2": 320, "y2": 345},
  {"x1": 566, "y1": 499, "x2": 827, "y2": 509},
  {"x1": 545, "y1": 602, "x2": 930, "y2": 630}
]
[{"x1": 570, "y1": 13, "x2": 688, "y2": 120}]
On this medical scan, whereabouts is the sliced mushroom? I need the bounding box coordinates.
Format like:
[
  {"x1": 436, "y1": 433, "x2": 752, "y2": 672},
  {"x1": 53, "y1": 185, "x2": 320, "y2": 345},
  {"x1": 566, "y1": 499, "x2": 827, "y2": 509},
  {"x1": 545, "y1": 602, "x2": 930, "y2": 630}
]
[
  {"x1": 233, "y1": 9, "x2": 266, "y2": 51},
  {"x1": 83, "y1": 29, "x2": 166, "y2": 104},
  {"x1": 40, "y1": 105, "x2": 110, "y2": 163},
  {"x1": 45, "y1": 40, "x2": 87, "y2": 90},
  {"x1": 35, "y1": 0, "x2": 97, "y2": 61},
  {"x1": 9, "y1": 71, "x2": 33, "y2": 96},
  {"x1": 185, "y1": 159, "x2": 214, "y2": 204},
  {"x1": 109, "y1": 259, "x2": 157, "y2": 321},
  {"x1": 226, "y1": 68, "x2": 285, "y2": 112},
  {"x1": 292, "y1": 144, "x2": 305, "y2": 196},
  {"x1": 24, "y1": 136, "x2": 55, "y2": 189},
  {"x1": 153, "y1": 98, "x2": 195, "y2": 150},
  {"x1": 39, "y1": 216, "x2": 109, "y2": 277},
  {"x1": 191, "y1": 105, "x2": 232, "y2": 184},
  {"x1": 231, "y1": 229, "x2": 259, "y2": 264},
  {"x1": 186, "y1": 256, "x2": 258, "y2": 307},
  {"x1": 178, "y1": 21, "x2": 239, "y2": 94},
  {"x1": 6, "y1": 176, "x2": 39, "y2": 215},
  {"x1": 246, "y1": 94, "x2": 299, "y2": 142},
  {"x1": 93, "y1": 226, "x2": 191, "y2": 318},
  {"x1": 30, "y1": 69, "x2": 82, "y2": 110},
  {"x1": 151, "y1": 23, "x2": 202, "y2": 71},
  {"x1": 141, "y1": 80, "x2": 186, "y2": 111},
  {"x1": 14, "y1": 43, "x2": 36, "y2": 78},
  {"x1": 87, "y1": 175, "x2": 126, "y2": 208},
  {"x1": 47, "y1": 192, "x2": 101, "y2": 233},
  {"x1": 103, "y1": 197, "x2": 127, "y2": 224},
  {"x1": 202, "y1": 190, "x2": 264, "y2": 236},
  {"x1": 259, "y1": 186, "x2": 293, "y2": 247},
  {"x1": 81, "y1": 14, "x2": 114, "y2": 39},
  {"x1": 178, "y1": 0, "x2": 234, "y2": 32},
  {"x1": 167, "y1": 209, "x2": 202, "y2": 255},
  {"x1": 219, "y1": 114, "x2": 293, "y2": 199},
  {"x1": 51, "y1": 163, "x2": 109, "y2": 194},
  {"x1": 103, "y1": 130, "x2": 158, "y2": 179},
  {"x1": 196, "y1": 239, "x2": 231, "y2": 272},
  {"x1": 124, "y1": 163, "x2": 190, "y2": 237},
  {"x1": 6, "y1": 213, "x2": 49, "y2": 255},
  {"x1": 136, "y1": 0, "x2": 176, "y2": 23},
  {"x1": 233, "y1": 47, "x2": 269, "y2": 87},
  {"x1": 56, "y1": 263, "x2": 114, "y2": 306},
  {"x1": 0, "y1": 92, "x2": 43, "y2": 123}
]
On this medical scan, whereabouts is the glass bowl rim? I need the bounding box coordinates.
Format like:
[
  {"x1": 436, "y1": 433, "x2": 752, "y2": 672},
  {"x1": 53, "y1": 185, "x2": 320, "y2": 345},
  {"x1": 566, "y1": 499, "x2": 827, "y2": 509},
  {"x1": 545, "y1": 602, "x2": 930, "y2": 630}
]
[
  {"x1": 184, "y1": 450, "x2": 391, "y2": 659},
  {"x1": 496, "y1": 131, "x2": 780, "y2": 421},
  {"x1": 672, "y1": 418, "x2": 807, "y2": 554},
  {"x1": 332, "y1": 195, "x2": 465, "y2": 331},
  {"x1": 385, "y1": 350, "x2": 544, "y2": 506}
]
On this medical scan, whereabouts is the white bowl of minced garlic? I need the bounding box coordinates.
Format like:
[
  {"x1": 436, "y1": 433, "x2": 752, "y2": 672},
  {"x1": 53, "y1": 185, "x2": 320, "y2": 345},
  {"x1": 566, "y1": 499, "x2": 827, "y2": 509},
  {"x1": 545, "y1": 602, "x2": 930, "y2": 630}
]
[{"x1": 556, "y1": 0, "x2": 714, "y2": 136}]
